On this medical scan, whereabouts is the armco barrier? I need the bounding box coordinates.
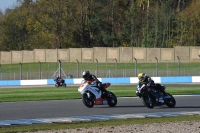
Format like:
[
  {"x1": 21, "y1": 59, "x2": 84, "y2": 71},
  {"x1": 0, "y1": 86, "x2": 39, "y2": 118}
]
[{"x1": 0, "y1": 76, "x2": 200, "y2": 86}]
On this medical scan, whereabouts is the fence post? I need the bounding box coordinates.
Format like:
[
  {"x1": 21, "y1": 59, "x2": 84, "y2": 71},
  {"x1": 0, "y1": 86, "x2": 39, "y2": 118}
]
[
  {"x1": 199, "y1": 55, "x2": 200, "y2": 75},
  {"x1": 177, "y1": 56, "x2": 180, "y2": 76},
  {"x1": 134, "y1": 57, "x2": 137, "y2": 77},
  {"x1": 115, "y1": 58, "x2": 117, "y2": 77},
  {"x1": 19, "y1": 62, "x2": 22, "y2": 80},
  {"x1": 155, "y1": 57, "x2": 158, "y2": 77},
  {"x1": 76, "y1": 59, "x2": 79, "y2": 78},
  {"x1": 0, "y1": 64, "x2": 1, "y2": 80},
  {"x1": 58, "y1": 60, "x2": 61, "y2": 78},
  {"x1": 96, "y1": 59, "x2": 98, "y2": 77},
  {"x1": 38, "y1": 61, "x2": 41, "y2": 79}
]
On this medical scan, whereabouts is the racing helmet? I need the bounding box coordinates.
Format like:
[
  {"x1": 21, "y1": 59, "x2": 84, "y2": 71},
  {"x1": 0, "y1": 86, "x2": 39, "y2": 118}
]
[
  {"x1": 82, "y1": 71, "x2": 90, "y2": 80},
  {"x1": 138, "y1": 73, "x2": 146, "y2": 82}
]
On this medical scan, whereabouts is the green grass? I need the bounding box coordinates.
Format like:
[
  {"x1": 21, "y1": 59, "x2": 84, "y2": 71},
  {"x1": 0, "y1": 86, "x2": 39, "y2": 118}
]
[
  {"x1": 0, "y1": 115, "x2": 199, "y2": 133},
  {"x1": 0, "y1": 84, "x2": 200, "y2": 102}
]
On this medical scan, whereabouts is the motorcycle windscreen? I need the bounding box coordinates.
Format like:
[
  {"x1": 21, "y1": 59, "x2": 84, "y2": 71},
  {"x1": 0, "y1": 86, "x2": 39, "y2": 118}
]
[{"x1": 78, "y1": 83, "x2": 89, "y2": 94}]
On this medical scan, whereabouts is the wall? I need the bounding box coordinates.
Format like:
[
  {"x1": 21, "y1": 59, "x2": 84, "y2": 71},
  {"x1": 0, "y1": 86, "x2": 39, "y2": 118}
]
[
  {"x1": 93, "y1": 47, "x2": 107, "y2": 62},
  {"x1": 160, "y1": 48, "x2": 174, "y2": 62},
  {"x1": 34, "y1": 49, "x2": 46, "y2": 62},
  {"x1": 0, "y1": 46, "x2": 198, "y2": 64},
  {"x1": 23, "y1": 50, "x2": 34, "y2": 63}
]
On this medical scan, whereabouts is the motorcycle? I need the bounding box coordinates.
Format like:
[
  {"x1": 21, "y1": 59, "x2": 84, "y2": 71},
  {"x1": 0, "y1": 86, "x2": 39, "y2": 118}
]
[
  {"x1": 78, "y1": 81, "x2": 117, "y2": 108},
  {"x1": 54, "y1": 79, "x2": 67, "y2": 88},
  {"x1": 136, "y1": 83, "x2": 176, "y2": 109}
]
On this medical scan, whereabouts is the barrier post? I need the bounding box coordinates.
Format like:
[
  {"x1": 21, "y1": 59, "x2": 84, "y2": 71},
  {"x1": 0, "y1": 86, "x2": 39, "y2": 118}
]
[
  {"x1": 76, "y1": 59, "x2": 79, "y2": 78},
  {"x1": 38, "y1": 61, "x2": 41, "y2": 79},
  {"x1": 134, "y1": 57, "x2": 137, "y2": 77},
  {"x1": 58, "y1": 60, "x2": 61, "y2": 78},
  {"x1": 155, "y1": 57, "x2": 158, "y2": 77},
  {"x1": 96, "y1": 59, "x2": 98, "y2": 77},
  {"x1": 115, "y1": 58, "x2": 117, "y2": 77},
  {"x1": 19, "y1": 62, "x2": 22, "y2": 80},
  {"x1": 0, "y1": 64, "x2": 1, "y2": 80},
  {"x1": 177, "y1": 56, "x2": 180, "y2": 76}
]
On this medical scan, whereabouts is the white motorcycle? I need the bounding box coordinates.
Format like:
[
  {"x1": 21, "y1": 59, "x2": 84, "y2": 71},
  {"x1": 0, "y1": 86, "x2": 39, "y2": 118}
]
[{"x1": 78, "y1": 81, "x2": 117, "y2": 108}]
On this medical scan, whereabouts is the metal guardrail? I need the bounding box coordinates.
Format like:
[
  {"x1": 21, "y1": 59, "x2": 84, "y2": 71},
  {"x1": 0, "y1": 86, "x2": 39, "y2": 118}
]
[
  {"x1": 0, "y1": 68, "x2": 200, "y2": 80},
  {"x1": 0, "y1": 60, "x2": 200, "y2": 80}
]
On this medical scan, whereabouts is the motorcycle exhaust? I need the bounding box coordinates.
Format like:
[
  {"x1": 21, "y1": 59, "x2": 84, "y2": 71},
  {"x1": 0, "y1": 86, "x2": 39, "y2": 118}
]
[{"x1": 95, "y1": 98, "x2": 108, "y2": 105}]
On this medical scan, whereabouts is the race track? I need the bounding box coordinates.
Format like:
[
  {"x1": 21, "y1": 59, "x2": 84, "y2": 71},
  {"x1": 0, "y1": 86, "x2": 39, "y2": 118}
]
[{"x1": 0, "y1": 95, "x2": 199, "y2": 122}]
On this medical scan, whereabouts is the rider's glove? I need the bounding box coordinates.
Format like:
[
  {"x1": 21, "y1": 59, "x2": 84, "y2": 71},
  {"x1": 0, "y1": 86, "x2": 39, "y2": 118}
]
[
  {"x1": 136, "y1": 90, "x2": 140, "y2": 96},
  {"x1": 97, "y1": 82, "x2": 102, "y2": 88}
]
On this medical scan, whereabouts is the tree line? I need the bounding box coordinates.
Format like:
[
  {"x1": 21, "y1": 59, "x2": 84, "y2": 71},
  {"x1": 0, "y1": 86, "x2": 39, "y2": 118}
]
[{"x1": 0, "y1": 0, "x2": 199, "y2": 51}]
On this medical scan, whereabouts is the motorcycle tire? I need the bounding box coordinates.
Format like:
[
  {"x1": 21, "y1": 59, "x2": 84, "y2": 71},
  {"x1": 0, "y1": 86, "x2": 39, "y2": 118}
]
[
  {"x1": 63, "y1": 83, "x2": 67, "y2": 88},
  {"x1": 141, "y1": 94, "x2": 154, "y2": 109},
  {"x1": 82, "y1": 92, "x2": 94, "y2": 108},
  {"x1": 164, "y1": 93, "x2": 176, "y2": 108},
  {"x1": 107, "y1": 91, "x2": 117, "y2": 107},
  {"x1": 55, "y1": 84, "x2": 59, "y2": 88}
]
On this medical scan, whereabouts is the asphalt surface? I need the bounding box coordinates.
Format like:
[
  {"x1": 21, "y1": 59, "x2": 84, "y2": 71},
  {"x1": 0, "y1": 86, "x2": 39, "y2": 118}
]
[{"x1": 0, "y1": 96, "x2": 199, "y2": 121}]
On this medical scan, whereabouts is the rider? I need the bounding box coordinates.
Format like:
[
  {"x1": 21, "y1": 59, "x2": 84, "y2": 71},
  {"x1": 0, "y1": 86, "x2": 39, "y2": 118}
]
[
  {"x1": 136, "y1": 73, "x2": 167, "y2": 101},
  {"x1": 82, "y1": 71, "x2": 108, "y2": 97},
  {"x1": 55, "y1": 75, "x2": 65, "y2": 86}
]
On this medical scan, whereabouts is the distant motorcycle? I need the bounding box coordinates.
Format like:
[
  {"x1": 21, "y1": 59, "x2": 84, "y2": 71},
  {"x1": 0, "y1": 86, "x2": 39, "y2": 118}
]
[
  {"x1": 54, "y1": 79, "x2": 66, "y2": 88},
  {"x1": 136, "y1": 83, "x2": 176, "y2": 109},
  {"x1": 78, "y1": 81, "x2": 117, "y2": 108}
]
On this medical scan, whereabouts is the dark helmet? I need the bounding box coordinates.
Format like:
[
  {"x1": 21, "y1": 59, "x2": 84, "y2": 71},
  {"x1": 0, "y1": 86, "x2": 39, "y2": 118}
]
[
  {"x1": 82, "y1": 71, "x2": 90, "y2": 80},
  {"x1": 138, "y1": 73, "x2": 146, "y2": 82}
]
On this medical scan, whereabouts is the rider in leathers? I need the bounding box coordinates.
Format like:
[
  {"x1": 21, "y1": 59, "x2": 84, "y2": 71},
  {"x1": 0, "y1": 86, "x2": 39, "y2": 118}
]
[
  {"x1": 54, "y1": 75, "x2": 65, "y2": 86},
  {"x1": 82, "y1": 71, "x2": 108, "y2": 97},
  {"x1": 136, "y1": 73, "x2": 167, "y2": 101}
]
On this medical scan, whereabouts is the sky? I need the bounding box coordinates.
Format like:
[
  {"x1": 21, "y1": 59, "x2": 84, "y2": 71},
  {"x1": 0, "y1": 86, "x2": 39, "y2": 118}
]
[{"x1": 0, "y1": 0, "x2": 17, "y2": 13}]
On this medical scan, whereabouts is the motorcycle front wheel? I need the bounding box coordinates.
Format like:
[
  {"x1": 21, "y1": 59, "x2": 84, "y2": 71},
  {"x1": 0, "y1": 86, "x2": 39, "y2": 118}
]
[
  {"x1": 82, "y1": 93, "x2": 94, "y2": 108},
  {"x1": 164, "y1": 93, "x2": 176, "y2": 108},
  {"x1": 55, "y1": 83, "x2": 59, "y2": 88},
  {"x1": 141, "y1": 94, "x2": 154, "y2": 109},
  {"x1": 107, "y1": 92, "x2": 117, "y2": 107}
]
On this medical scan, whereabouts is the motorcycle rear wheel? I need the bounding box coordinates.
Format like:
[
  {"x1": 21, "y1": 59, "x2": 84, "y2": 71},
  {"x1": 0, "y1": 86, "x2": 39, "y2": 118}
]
[
  {"x1": 107, "y1": 92, "x2": 117, "y2": 107},
  {"x1": 63, "y1": 83, "x2": 67, "y2": 87},
  {"x1": 164, "y1": 93, "x2": 176, "y2": 108},
  {"x1": 82, "y1": 93, "x2": 94, "y2": 108}
]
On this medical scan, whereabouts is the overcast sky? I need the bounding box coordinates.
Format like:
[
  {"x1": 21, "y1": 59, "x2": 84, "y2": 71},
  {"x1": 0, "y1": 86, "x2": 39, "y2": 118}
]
[{"x1": 0, "y1": 0, "x2": 17, "y2": 13}]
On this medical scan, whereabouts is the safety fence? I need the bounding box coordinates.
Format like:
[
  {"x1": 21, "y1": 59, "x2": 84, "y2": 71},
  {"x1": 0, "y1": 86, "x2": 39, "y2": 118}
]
[{"x1": 0, "y1": 61, "x2": 200, "y2": 80}]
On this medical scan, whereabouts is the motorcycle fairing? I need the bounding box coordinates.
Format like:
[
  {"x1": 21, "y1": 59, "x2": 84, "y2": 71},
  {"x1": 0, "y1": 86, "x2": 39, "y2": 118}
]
[{"x1": 78, "y1": 82, "x2": 102, "y2": 99}]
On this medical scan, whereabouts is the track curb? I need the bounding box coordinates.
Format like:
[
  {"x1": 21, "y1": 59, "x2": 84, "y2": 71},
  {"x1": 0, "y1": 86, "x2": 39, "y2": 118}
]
[{"x1": 0, "y1": 111, "x2": 199, "y2": 126}]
